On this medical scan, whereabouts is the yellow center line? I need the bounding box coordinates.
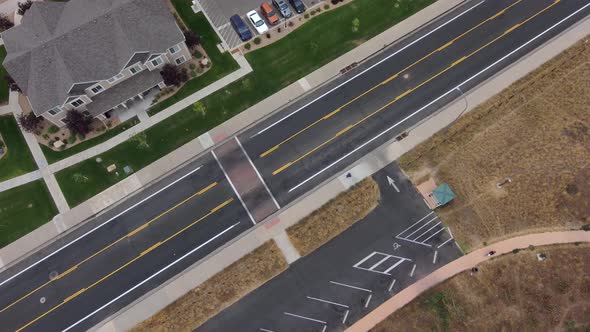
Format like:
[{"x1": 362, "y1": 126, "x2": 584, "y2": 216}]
[
  {"x1": 0, "y1": 181, "x2": 218, "y2": 315},
  {"x1": 15, "y1": 198, "x2": 234, "y2": 332},
  {"x1": 260, "y1": 0, "x2": 525, "y2": 158},
  {"x1": 272, "y1": 0, "x2": 560, "y2": 176}
]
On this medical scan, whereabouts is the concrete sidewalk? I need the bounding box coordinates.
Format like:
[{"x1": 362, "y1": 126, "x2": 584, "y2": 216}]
[
  {"x1": 346, "y1": 230, "x2": 590, "y2": 332},
  {"x1": 92, "y1": 14, "x2": 590, "y2": 332}
]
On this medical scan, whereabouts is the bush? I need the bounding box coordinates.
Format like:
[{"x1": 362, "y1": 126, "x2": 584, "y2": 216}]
[
  {"x1": 18, "y1": 113, "x2": 42, "y2": 133},
  {"x1": 266, "y1": 32, "x2": 271, "y2": 39},
  {"x1": 512, "y1": 248, "x2": 520, "y2": 254},
  {"x1": 63, "y1": 110, "x2": 92, "y2": 137},
  {"x1": 67, "y1": 135, "x2": 76, "y2": 144},
  {"x1": 129, "y1": 132, "x2": 150, "y2": 150},
  {"x1": 48, "y1": 125, "x2": 59, "y2": 134},
  {"x1": 304, "y1": 13, "x2": 309, "y2": 19},
  {"x1": 192, "y1": 101, "x2": 206, "y2": 116},
  {"x1": 310, "y1": 10, "x2": 316, "y2": 16},
  {"x1": 196, "y1": 67, "x2": 203, "y2": 74},
  {"x1": 244, "y1": 43, "x2": 251, "y2": 50},
  {"x1": 253, "y1": 37, "x2": 261, "y2": 45},
  {"x1": 324, "y1": 4, "x2": 330, "y2": 10},
  {"x1": 160, "y1": 64, "x2": 189, "y2": 87},
  {"x1": 17, "y1": 0, "x2": 32, "y2": 16},
  {"x1": 72, "y1": 173, "x2": 89, "y2": 184},
  {"x1": 189, "y1": 63, "x2": 196, "y2": 70},
  {"x1": 183, "y1": 30, "x2": 201, "y2": 49},
  {"x1": 193, "y1": 49, "x2": 203, "y2": 59},
  {"x1": 0, "y1": 14, "x2": 14, "y2": 32},
  {"x1": 582, "y1": 224, "x2": 590, "y2": 231},
  {"x1": 277, "y1": 27, "x2": 281, "y2": 33},
  {"x1": 528, "y1": 245, "x2": 535, "y2": 251},
  {"x1": 190, "y1": 71, "x2": 197, "y2": 78},
  {"x1": 288, "y1": 21, "x2": 294, "y2": 27}
]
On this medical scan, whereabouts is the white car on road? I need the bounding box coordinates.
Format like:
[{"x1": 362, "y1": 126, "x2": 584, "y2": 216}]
[{"x1": 247, "y1": 10, "x2": 268, "y2": 34}]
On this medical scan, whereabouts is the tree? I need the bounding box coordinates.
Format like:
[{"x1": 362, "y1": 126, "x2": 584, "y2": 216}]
[
  {"x1": 5, "y1": 74, "x2": 21, "y2": 92},
  {"x1": 64, "y1": 109, "x2": 92, "y2": 136},
  {"x1": 18, "y1": 112, "x2": 42, "y2": 133},
  {"x1": 0, "y1": 14, "x2": 14, "y2": 32},
  {"x1": 160, "y1": 64, "x2": 188, "y2": 87},
  {"x1": 183, "y1": 30, "x2": 201, "y2": 49},
  {"x1": 17, "y1": 0, "x2": 33, "y2": 16}
]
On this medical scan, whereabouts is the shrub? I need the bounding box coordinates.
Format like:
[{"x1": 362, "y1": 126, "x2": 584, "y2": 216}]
[
  {"x1": 266, "y1": 32, "x2": 271, "y2": 39},
  {"x1": 244, "y1": 43, "x2": 251, "y2": 50},
  {"x1": 0, "y1": 14, "x2": 14, "y2": 32},
  {"x1": 17, "y1": 0, "x2": 32, "y2": 16},
  {"x1": 18, "y1": 113, "x2": 42, "y2": 133},
  {"x1": 277, "y1": 27, "x2": 281, "y2": 33},
  {"x1": 72, "y1": 173, "x2": 89, "y2": 184},
  {"x1": 528, "y1": 245, "x2": 535, "y2": 251},
  {"x1": 582, "y1": 224, "x2": 590, "y2": 231},
  {"x1": 512, "y1": 248, "x2": 520, "y2": 254},
  {"x1": 130, "y1": 132, "x2": 150, "y2": 150},
  {"x1": 288, "y1": 21, "x2": 294, "y2": 27},
  {"x1": 160, "y1": 64, "x2": 188, "y2": 87},
  {"x1": 193, "y1": 49, "x2": 203, "y2": 59},
  {"x1": 352, "y1": 18, "x2": 360, "y2": 32},
  {"x1": 48, "y1": 125, "x2": 59, "y2": 134},
  {"x1": 310, "y1": 10, "x2": 316, "y2": 16},
  {"x1": 189, "y1": 63, "x2": 196, "y2": 70},
  {"x1": 253, "y1": 37, "x2": 261, "y2": 45},
  {"x1": 42, "y1": 134, "x2": 49, "y2": 140},
  {"x1": 183, "y1": 30, "x2": 201, "y2": 49},
  {"x1": 67, "y1": 135, "x2": 76, "y2": 144},
  {"x1": 192, "y1": 101, "x2": 206, "y2": 116},
  {"x1": 63, "y1": 110, "x2": 92, "y2": 137},
  {"x1": 304, "y1": 13, "x2": 309, "y2": 19},
  {"x1": 196, "y1": 67, "x2": 203, "y2": 74},
  {"x1": 324, "y1": 4, "x2": 330, "y2": 10},
  {"x1": 190, "y1": 71, "x2": 197, "y2": 78}
]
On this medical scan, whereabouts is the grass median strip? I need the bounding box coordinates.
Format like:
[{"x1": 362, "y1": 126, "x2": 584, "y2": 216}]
[
  {"x1": 373, "y1": 244, "x2": 590, "y2": 331},
  {"x1": 0, "y1": 115, "x2": 37, "y2": 182},
  {"x1": 132, "y1": 240, "x2": 288, "y2": 332},
  {"x1": 287, "y1": 178, "x2": 380, "y2": 256},
  {"x1": 0, "y1": 180, "x2": 58, "y2": 248},
  {"x1": 56, "y1": 0, "x2": 434, "y2": 208},
  {"x1": 399, "y1": 35, "x2": 590, "y2": 251}
]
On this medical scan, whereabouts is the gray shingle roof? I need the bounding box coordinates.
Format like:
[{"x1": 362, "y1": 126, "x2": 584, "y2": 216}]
[{"x1": 1, "y1": 0, "x2": 184, "y2": 115}]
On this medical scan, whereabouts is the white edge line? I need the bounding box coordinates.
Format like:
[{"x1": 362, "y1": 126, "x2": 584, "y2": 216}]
[
  {"x1": 0, "y1": 165, "x2": 202, "y2": 287},
  {"x1": 306, "y1": 296, "x2": 349, "y2": 308},
  {"x1": 364, "y1": 294, "x2": 372, "y2": 308},
  {"x1": 234, "y1": 136, "x2": 280, "y2": 209},
  {"x1": 329, "y1": 280, "x2": 372, "y2": 293},
  {"x1": 211, "y1": 151, "x2": 257, "y2": 225},
  {"x1": 62, "y1": 222, "x2": 241, "y2": 332},
  {"x1": 288, "y1": 2, "x2": 590, "y2": 193},
  {"x1": 252, "y1": 0, "x2": 486, "y2": 137},
  {"x1": 284, "y1": 312, "x2": 327, "y2": 325}
]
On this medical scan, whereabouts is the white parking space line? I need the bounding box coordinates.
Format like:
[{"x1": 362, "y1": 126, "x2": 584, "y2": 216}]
[
  {"x1": 369, "y1": 256, "x2": 391, "y2": 270},
  {"x1": 288, "y1": 2, "x2": 590, "y2": 194},
  {"x1": 235, "y1": 137, "x2": 280, "y2": 209},
  {"x1": 410, "y1": 264, "x2": 417, "y2": 277},
  {"x1": 433, "y1": 250, "x2": 438, "y2": 264},
  {"x1": 306, "y1": 296, "x2": 349, "y2": 308},
  {"x1": 343, "y1": 310, "x2": 350, "y2": 324},
  {"x1": 252, "y1": 0, "x2": 485, "y2": 137},
  {"x1": 284, "y1": 312, "x2": 327, "y2": 324},
  {"x1": 330, "y1": 281, "x2": 372, "y2": 293},
  {"x1": 388, "y1": 278, "x2": 397, "y2": 292},
  {"x1": 396, "y1": 212, "x2": 434, "y2": 237},
  {"x1": 404, "y1": 217, "x2": 438, "y2": 239},
  {"x1": 382, "y1": 260, "x2": 406, "y2": 275},
  {"x1": 211, "y1": 151, "x2": 256, "y2": 225},
  {"x1": 353, "y1": 251, "x2": 412, "y2": 275},
  {"x1": 422, "y1": 227, "x2": 446, "y2": 243},
  {"x1": 364, "y1": 294, "x2": 373, "y2": 308},
  {"x1": 63, "y1": 222, "x2": 241, "y2": 331},
  {"x1": 0, "y1": 165, "x2": 202, "y2": 288},
  {"x1": 259, "y1": 329, "x2": 275, "y2": 332},
  {"x1": 413, "y1": 222, "x2": 442, "y2": 241},
  {"x1": 438, "y1": 237, "x2": 454, "y2": 248}
]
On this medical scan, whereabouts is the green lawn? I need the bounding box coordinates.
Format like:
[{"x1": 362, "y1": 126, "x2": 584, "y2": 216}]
[
  {"x1": 41, "y1": 117, "x2": 140, "y2": 164},
  {"x1": 57, "y1": 0, "x2": 435, "y2": 207},
  {"x1": 0, "y1": 180, "x2": 58, "y2": 248},
  {"x1": 148, "y1": 4, "x2": 239, "y2": 115},
  {"x1": 0, "y1": 46, "x2": 9, "y2": 104},
  {"x1": 0, "y1": 115, "x2": 37, "y2": 182}
]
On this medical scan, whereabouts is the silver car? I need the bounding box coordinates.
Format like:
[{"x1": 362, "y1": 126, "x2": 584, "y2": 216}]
[{"x1": 272, "y1": 0, "x2": 292, "y2": 18}]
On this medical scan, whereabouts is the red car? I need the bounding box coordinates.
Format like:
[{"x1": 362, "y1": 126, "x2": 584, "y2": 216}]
[{"x1": 260, "y1": 2, "x2": 279, "y2": 25}]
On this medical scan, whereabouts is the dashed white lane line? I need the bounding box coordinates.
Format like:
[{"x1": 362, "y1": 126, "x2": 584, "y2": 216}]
[
  {"x1": 287, "y1": 2, "x2": 590, "y2": 194},
  {"x1": 62, "y1": 222, "x2": 241, "y2": 332},
  {"x1": 251, "y1": 0, "x2": 485, "y2": 137},
  {"x1": 0, "y1": 165, "x2": 203, "y2": 288}
]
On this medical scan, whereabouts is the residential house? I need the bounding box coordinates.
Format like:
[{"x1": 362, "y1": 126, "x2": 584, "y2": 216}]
[{"x1": 1, "y1": 0, "x2": 192, "y2": 127}]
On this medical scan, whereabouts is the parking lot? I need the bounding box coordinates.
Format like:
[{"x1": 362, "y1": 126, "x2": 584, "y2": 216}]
[
  {"x1": 197, "y1": 163, "x2": 463, "y2": 332},
  {"x1": 195, "y1": 0, "x2": 321, "y2": 49}
]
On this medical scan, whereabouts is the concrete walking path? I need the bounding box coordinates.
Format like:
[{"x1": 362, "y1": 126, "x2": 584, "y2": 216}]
[{"x1": 346, "y1": 230, "x2": 590, "y2": 332}]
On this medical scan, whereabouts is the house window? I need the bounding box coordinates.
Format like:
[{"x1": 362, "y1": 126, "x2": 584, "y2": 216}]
[
  {"x1": 175, "y1": 56, "x2": 186, "y2": 65},
  {"x1": 70, "y1": 98, "x2": 85, "y2": 108},
  {"x1": 129, "y1": 63, "x2": 143, "y2": 74},
  {"x1": 107, "y1": 73, "x2": 124, "y2": 84},
  {"x1": 90, "y1": 84, "x2": 104, "y2": 94},
  {"x1": 169, "y1": 45, "x2": 181, "y2": 54},
  {"x1": 48, "y1": 107, "x2": 62, "y2": 116},
  {"x1": 150, "y1": 56, "x2": 164, "y2": 67}
]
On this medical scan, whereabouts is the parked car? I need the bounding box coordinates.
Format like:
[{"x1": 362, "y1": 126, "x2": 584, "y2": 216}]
[
  {"x1": 288, "y1": 0, "x2": 306, "y2": 13},
  {"x1": 247, "y1": 10, "x2": 269, "y2": 34},
  {"x1": 272, "y1": 0, "x2": 292, "y2": 18},
  {"x1": 260, "y1": 2, "x2": 280, "y2": 25},
  {"x1": 230, "y1": 14, "x2": 253, "y2": 41}
]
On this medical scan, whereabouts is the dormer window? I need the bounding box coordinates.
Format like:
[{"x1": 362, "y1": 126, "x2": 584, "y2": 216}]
[
  {"x1": 70, "y1": 98, "x2": 85, "y2": 108},
  {"x1": 150, "y1": 56, "x2": 164, "y2": 67},
  {"x1": 90, "y1": 84, "x2": 104, "y2": 94}
]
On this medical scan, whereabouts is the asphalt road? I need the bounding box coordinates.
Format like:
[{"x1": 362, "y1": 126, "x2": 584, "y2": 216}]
[
  {"x1": 197, "y1": 163, "x2": 462, "y2": 332},
  {"x1": 1, "y1": 0, "x2": 588, "y2": 330}
]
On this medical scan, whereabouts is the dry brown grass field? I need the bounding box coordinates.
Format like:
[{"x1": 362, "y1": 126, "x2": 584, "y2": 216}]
[
  {"x1": 132, "y1": 240, "x2": 287, "y2": 332},
  {"x1": 287, "y1": 178, "x2": 380, "y2": 256},
  {"x1": 372, "y1": 244, "x2": 590, "y2": 332},
  {"x1": 399, "y1": 36, "x2": 590, "y2": 251}
]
